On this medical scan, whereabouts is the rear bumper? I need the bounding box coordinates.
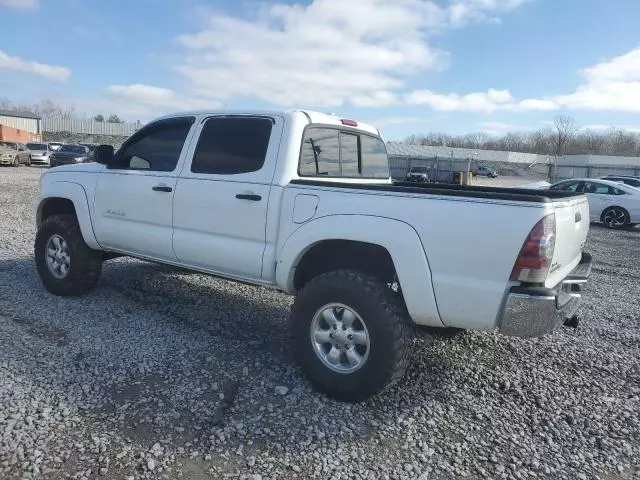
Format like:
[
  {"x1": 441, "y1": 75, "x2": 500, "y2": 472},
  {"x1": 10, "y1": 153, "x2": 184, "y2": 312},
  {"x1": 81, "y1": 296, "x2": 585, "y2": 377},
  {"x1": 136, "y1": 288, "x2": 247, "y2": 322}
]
[{"x1": 499, "y1": 252, "x2": 592, "y2": 338}]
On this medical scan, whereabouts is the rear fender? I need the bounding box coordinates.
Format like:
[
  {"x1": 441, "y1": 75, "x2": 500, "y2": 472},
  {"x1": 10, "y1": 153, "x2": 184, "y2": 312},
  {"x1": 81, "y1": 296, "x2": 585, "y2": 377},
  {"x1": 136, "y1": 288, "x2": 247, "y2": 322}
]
[
  {"x1": 276, "y1": 215, "x2": 443, "y2": 327},
  {"x1": 35, "y1": 181, "x2": 100, "y2": 250}
]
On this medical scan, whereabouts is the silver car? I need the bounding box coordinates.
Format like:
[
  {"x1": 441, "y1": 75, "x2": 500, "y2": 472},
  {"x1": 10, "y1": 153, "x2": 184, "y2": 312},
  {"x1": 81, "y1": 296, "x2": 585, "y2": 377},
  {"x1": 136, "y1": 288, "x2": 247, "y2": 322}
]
[
  {"x1": 27, "y1": 142, "x2": 52, "y2": 166},
  {"x1": 0, "y1": 141, "x2": 32, "y2": 166}
]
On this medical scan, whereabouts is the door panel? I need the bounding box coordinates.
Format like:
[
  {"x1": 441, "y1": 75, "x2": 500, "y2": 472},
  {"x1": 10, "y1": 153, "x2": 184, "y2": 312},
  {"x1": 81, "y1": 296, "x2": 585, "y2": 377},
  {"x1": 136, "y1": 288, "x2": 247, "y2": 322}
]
[
  {"x1": 173, "y1": 115, "x2": 283, "y2": 280},
  {"x1": 93, "y1": 172, "x2": 179, "y2": 260},
  {"x1": 173, "y1": 180, "x2": 272, "y2": 277}
]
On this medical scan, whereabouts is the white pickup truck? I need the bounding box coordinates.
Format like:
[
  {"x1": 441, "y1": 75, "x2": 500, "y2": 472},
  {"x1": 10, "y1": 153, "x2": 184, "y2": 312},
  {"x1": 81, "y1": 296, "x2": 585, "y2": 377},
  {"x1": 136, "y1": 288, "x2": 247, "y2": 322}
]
[{"x1": 33, "y1": 110, "x2": 592, "y2": 401}]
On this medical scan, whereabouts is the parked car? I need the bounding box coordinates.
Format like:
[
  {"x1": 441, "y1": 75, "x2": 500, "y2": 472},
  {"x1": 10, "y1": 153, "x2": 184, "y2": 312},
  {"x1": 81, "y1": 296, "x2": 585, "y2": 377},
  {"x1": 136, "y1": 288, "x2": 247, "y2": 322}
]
[
  {"x1": 516, "y1": 181, "x2": 551, "y2": 189},
  {"x1": 475, "y1": 165, "x2": 498, "y2": 178},
  {"x1": 0, "y1": 141, "x2": 31, "y2": 166},
  {"x1": 405, "y1": 166, "x2": 429, "y2": 183},
  {"x1": 49, "y1": 144, "x2": 92, "y2": 167},
  {"x1": 79, "y1": 143, "x2": 99, "y2": 157},
  {"x1": 549, "y1": 178, "x2": 640, "y2": 229},
  {"x1": 33, "y1": 110, "x2": 592, "y2": 402},
  {"x1": 600, "y1": 175, "x2": 640, "y2": 189},
  {"x1": 26, "y1": 142, "x2": 53, "y2": 166}
]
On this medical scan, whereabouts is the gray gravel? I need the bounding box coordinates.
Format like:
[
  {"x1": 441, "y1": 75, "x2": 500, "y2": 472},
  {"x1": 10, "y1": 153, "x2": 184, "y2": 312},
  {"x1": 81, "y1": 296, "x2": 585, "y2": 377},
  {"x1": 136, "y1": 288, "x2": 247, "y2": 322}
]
[{"x1": 1, "y1": 166, "x2": 639, "y2": 479}]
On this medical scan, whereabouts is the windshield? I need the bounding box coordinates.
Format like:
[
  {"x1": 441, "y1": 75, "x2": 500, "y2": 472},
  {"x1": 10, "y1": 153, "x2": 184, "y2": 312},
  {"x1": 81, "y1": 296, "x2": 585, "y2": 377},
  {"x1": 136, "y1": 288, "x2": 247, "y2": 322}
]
[
  {"x1": 410, "y1": 167, "x2": 427, "y2": 173},
  {"x1": 0, "y1": 142, "x2": 17, "y2": 149},
  {"x1": 58, "y1": 145, "x2": 88, "y2": 154},
  {"x1": 27, "y1": 143, "x2": 47, "y2": 150}
]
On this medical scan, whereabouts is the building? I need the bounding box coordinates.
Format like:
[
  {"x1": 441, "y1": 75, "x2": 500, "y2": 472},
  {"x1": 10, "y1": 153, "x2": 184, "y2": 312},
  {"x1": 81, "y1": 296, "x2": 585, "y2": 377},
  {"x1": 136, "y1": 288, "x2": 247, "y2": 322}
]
[
  {"x1": 552, "y1": 154, "x2": 640, "y2": 181},
  {"x1": 0, "y1": 110, "x2": 43, "y2": 142}
]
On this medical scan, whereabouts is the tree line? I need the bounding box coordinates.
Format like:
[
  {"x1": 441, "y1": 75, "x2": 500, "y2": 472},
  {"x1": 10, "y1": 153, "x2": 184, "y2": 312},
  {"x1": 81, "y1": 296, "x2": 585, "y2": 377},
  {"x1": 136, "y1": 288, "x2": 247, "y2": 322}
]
[
  {"x1": 0, "y1": 99, "x2": 126, "y2": 124},
  {"x1": 404, "y1": 115, "x2": 640, "y2": 158}
]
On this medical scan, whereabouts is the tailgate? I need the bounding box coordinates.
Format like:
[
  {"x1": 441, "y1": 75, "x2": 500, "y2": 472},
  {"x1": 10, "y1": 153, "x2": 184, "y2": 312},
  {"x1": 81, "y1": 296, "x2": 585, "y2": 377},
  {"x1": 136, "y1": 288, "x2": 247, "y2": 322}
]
[{"x1": 546, "y1": 196, "x2": 590, "y2": 288}]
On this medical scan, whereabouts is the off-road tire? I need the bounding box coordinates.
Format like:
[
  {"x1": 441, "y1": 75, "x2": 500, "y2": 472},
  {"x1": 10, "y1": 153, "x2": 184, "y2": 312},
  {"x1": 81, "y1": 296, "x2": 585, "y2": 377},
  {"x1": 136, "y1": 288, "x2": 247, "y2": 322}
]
[
  {"x1": 289, "y1": 269, "x2": 415, "y2": 402},
  {"x1": 34, "y1": 214, "x2": 102, "y2": 296}
]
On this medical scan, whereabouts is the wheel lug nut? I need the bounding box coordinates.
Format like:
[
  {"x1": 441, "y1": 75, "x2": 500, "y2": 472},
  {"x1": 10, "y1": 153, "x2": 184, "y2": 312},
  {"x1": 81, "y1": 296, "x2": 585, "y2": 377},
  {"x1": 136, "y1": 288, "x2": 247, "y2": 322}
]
[
  {"x1": 342, "y1": 325, "x2": 346, "y2": 331},
  {"x1": 347, "y1": 334, "x2": 353, "y2": 340},
  {"x1": 333, "y1": 324, "x2": 337, "y2": 330},
  {"x1": 329, "y1": 333, "x2": 334, "y2": 339}
]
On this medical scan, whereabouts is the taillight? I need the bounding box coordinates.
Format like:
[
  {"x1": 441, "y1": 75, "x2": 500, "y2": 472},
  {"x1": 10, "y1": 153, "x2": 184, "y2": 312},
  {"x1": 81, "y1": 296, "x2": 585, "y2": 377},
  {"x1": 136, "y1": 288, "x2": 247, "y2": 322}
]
[
  {"x1": 341, "y1": 119, "x2": 358, "y2": 127},
  {"x1": 510, "y1": 213, "x2": 556, "y2": 283}
]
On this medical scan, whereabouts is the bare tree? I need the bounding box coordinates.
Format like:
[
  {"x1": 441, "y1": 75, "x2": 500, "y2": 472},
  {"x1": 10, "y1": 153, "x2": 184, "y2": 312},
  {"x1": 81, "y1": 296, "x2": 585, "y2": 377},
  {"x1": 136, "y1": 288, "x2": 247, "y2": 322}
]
[
  {"x1": 552, "y1": 114, "x2": 578, "y2": 157},
  {"x1": 94, "y1": 114, "x2": 104, "y2": 122}
]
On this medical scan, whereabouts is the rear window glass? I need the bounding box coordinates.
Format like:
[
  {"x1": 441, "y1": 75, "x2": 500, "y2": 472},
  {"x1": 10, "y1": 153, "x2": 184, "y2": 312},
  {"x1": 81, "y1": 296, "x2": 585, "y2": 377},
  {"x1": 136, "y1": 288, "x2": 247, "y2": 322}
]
[
  {"x1": 299, "y1": 127, "x2": 389, "y2": 178},
  {"x1": 27, "y1": 143, "x2": 47, "y2": 150}
]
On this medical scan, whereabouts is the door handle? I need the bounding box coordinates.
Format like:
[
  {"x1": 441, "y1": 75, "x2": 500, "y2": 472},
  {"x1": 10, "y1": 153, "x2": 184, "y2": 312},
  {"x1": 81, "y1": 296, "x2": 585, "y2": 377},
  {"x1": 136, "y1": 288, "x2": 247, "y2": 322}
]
[
  {"x1": 152, "y1": 185, "x2": 173, "y2": 192},
  {"x1": 236, "y1": 193, "x2": 262, "y2": 201}
]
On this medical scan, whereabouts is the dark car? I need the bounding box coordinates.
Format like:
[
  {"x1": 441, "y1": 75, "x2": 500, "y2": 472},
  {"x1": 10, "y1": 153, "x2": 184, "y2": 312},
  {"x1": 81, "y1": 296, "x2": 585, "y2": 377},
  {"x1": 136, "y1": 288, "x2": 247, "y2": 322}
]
[
  {"x1": 49, "y1": 144, "x2": 92, "y2": 167},
  {"x1": 406, "y1": 166, "x2": 429, "y2": 183},
  {"x1": 601, "y1": 175, "x2": 640, "y2": 188}
]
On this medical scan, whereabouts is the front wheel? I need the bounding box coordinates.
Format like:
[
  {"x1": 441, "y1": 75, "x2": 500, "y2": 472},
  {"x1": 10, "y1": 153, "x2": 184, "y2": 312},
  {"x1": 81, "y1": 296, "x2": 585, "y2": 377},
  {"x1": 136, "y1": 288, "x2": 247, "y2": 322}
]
[
  {"x1": 601, "y1": 206, "x2": 630, "y2": 230},
  {"x1": 13, "y1": 156, "x2": 19, "y2": 167},
  {"x1": 34, "y1": 214, "x2": 103, "y2": 296},
  {"x1": 26, "y1": 156, "x2": 32, "y2": 166},
  {"x1": 289, "y1": 270, "x2": 415, "y2": 402}
]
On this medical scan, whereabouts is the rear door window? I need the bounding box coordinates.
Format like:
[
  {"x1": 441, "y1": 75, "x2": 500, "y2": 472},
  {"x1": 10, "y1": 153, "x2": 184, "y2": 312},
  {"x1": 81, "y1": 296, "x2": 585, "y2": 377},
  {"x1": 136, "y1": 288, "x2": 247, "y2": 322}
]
[{"x1": 191, "y1": 116, "x2": 273, "y2": 175}]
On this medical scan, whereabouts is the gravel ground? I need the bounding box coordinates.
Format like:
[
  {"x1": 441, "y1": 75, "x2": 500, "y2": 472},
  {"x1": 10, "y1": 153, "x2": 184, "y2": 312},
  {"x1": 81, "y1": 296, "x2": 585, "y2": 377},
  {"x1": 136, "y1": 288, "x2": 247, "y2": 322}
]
[{"x1": 1, "y1": 167, "x2": 638, "y2": 480}]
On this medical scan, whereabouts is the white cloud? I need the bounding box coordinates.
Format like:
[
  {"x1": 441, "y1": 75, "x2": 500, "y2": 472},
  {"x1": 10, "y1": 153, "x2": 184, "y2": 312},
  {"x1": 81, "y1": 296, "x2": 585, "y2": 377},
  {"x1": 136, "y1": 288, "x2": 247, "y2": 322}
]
[
  {"x1": 551, "y1": 48, "x2": 640, "y2": 112},
  {"x1": 174, "y1": 0, "x2": 448, "y2": 108},
  {"x1": 369, "y1": 116, "x2": 422, "y2": 127},
  {"x1": 507, "y1": 48, "x2": 640, "y2": 113},
  {"x1": 480, "y1": 121, "x2": 521, "y2": 134},
  {"x1": 0, "y1": 49, "x2": 70, "y2": 81},
  {"x1": 0, "y1": 0, "x2": 36, "y2": 9},
  {"x1": 582, "y1": 124, "x2": 640, "y2": 133},
  {"x1": 405, "y1": 88, "x2": 513, "y2": 112},
  {"x1": 169, "y1": 0, "x2": 533, "y2": 108},
  {"x1": 512, "y1": 98, "x2": 559, "y2": 111},
  {"x1": 106, "y1": 84, "x2": 220, "y2": 112},
  {"x1": 448, "y1": 0, "x2": 533, "y2": 25}
]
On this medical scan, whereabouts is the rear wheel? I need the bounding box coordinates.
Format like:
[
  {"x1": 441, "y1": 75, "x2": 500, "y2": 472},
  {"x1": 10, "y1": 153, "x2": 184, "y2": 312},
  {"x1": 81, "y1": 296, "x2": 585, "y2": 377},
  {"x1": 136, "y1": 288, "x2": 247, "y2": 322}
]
[
  {"x1": 289, "y1": 270, "x2": 415, "y2": 402},
  {"x1": 34, "y1": 214, "x2": 103, "y2": 296},
  {"x1": 601, "y1": 206, "x2": 630, "y2": 230}
]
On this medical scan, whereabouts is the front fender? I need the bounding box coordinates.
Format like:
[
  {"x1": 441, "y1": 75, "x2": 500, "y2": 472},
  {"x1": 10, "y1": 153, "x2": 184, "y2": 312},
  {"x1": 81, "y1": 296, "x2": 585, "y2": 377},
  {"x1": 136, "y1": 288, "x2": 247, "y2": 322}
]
[
  {"x1": 276, "y1": 215, "x2": 443, "y2": 327},
  {"x1": 36, "y1": 181, "x2": 100, "y2": 250}
]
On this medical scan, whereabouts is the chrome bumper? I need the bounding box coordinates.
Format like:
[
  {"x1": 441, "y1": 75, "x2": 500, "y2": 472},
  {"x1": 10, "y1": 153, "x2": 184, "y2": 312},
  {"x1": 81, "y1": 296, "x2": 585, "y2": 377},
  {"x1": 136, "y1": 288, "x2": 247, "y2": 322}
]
[{"x1": 499, "y1": 252, "x2": 592, "y2": 338}]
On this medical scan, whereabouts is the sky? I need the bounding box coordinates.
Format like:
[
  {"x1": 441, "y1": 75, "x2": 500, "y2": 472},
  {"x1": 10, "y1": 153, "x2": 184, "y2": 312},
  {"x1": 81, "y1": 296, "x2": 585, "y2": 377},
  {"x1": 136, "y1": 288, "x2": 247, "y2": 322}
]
[{"x1": 2, "y1": 0, "x2": 640, "y2": 141}]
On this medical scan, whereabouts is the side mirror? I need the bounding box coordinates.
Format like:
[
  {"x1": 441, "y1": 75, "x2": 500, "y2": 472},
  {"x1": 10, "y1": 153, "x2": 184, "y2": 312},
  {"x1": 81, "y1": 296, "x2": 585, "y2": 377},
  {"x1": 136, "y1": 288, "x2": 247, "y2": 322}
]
[{"x1": 94, "y1": 144, "x2": 114, "y2": 166}]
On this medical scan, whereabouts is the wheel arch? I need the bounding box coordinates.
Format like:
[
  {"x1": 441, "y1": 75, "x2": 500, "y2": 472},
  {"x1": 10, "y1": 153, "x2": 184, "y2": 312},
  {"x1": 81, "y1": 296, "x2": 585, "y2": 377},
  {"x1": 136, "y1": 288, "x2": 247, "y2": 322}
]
[
  {"x1": 276, "y1": 215, "x2": 444, "y2": 327},
  {"x1": 36, "y1": 182, "x2": 101, "y2": 250}
]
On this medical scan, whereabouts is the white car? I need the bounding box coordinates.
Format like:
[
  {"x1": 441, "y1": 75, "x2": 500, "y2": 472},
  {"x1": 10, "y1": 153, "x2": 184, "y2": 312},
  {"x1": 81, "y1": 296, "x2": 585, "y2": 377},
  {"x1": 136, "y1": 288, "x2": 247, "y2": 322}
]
[
  {"x1": 549, "y1": 178, "x2": 640, "y2": 229},
  {"x1": 33, "y1": 109, "x2": 593, "y2": 401}
]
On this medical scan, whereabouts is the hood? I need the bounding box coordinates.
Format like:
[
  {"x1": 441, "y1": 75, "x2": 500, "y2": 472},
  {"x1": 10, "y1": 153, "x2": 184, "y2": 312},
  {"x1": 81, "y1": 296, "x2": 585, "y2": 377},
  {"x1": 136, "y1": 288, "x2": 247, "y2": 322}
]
[
  {"x1": 47, "y1": 162, "x2": 105, "y2": 174},
  {"x1": 0, "y1": 146, "x2": 16, "y2": 154}
]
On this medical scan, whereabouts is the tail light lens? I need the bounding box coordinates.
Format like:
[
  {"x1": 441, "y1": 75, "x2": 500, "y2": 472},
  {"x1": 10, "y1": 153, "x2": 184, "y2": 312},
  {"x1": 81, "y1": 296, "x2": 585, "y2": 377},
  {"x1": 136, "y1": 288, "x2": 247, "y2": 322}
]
[{"x1": 510, "y1": 213, "x2": 556, "y2": 283}]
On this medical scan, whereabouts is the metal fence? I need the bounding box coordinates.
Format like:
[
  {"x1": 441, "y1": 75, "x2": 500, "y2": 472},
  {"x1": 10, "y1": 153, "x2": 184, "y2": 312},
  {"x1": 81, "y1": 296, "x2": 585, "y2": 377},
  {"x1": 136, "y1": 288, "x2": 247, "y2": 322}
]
[
  {"x1": 389, "y1": 156, "x2": 477, "y2": 183},
  {"x1": 550, "y1": 164, "x2": 640, "y2": 182},
  {"x1": 41, "y1": 117, "x2": 141, "y2": 136}
]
